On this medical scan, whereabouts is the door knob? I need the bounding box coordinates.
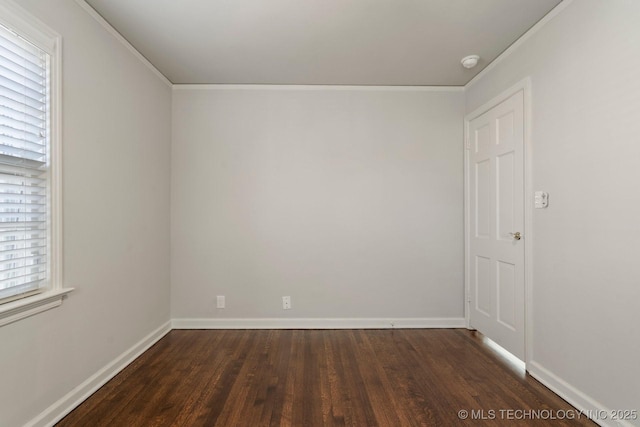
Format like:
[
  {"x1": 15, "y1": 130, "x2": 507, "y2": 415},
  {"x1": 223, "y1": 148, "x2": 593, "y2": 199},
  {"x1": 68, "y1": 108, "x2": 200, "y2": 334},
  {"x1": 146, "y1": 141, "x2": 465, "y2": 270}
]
[{"x1": 509, "y1": 232, "x2": 522, "y2": 240}]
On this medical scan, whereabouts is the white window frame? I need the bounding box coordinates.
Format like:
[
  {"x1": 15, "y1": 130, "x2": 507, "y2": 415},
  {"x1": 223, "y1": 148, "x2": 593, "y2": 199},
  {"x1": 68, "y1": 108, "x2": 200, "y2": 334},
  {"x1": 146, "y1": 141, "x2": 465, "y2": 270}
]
[{"x1": 0, "y1": 1, "x2": 71, "y2": 327}]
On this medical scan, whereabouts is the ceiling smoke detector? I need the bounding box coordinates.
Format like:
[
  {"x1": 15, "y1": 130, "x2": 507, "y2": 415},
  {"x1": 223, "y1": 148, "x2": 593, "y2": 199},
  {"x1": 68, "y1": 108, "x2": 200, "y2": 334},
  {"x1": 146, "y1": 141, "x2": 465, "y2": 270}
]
[{"x1": 461, "y1": 55, "x2": 480, "y2": 69}]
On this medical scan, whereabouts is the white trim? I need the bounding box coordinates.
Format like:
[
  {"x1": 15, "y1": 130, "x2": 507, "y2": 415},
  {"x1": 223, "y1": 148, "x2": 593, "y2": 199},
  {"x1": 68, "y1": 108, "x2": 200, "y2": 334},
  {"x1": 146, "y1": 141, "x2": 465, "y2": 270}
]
[
  {"x1": 528, "y1": 361, "x2": 633, "y2": 427},
  {"x1": 73, "y1": 0, "x2": 172, "y2": 87},
  {"x1": 25, "y1": 321, "x2": 172, "y2": 427},
  {"x1": 463, "y1": 78, "x2": 533, "y2": 365},
  {"x1": 171, "y1": 317, "x2": 466, "y2": 330},
  {"x1": 0, "y1": 288, "x2": 73, "y2": 327},
  {"x1": 522, "y1": 80, "x2": 534, "y2": 368},
  {"x1": 0, "y1": 1, "x2": 59, "y2": 50},
  {"x1": 49, "y1": 6, "x2": 64, "y2": 307},
  {"x1": 463, "y1": 121, "x2": 471, "y2": 329},
  {"x1": 173, "y1": 84, "x2": 464, "y2": 92},
  {"x1": 465, "y1": 0, "x2": 574, "y2": 89},
  {"x1": 464, "y1": 78, "x2": 531, "y2": 123}
]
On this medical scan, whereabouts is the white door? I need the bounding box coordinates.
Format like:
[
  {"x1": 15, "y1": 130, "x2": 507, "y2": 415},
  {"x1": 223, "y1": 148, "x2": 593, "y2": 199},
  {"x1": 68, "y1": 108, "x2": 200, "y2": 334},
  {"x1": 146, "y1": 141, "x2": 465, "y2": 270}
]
[{"x1": 468, "y1": 90, "x2": 525, "y2": 360}]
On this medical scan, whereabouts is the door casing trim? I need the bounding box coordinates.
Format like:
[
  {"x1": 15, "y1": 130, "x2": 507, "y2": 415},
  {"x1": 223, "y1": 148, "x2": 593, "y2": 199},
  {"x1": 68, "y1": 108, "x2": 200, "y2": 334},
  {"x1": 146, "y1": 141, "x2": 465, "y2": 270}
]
[{"x1": 463, "y1": 77, "x2": 533, "y2": 367}]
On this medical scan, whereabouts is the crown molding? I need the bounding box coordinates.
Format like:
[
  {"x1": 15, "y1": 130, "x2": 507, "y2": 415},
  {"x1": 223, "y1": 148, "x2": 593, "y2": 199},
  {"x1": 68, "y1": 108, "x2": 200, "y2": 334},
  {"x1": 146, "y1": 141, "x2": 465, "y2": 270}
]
[{"x1": 173, "y1": 84, "x2": 464, "y2": 91}]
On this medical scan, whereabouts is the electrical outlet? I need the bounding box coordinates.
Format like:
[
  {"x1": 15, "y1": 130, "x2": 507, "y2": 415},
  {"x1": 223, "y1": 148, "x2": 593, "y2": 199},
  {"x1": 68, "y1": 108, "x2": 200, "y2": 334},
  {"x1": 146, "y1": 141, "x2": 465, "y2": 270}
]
[
  {"x1": 282, "y1": 296, "x2": 291, "y2": 310},
  {"x1": 216, "y1": 295, "x2": 225, "y2": 309}
]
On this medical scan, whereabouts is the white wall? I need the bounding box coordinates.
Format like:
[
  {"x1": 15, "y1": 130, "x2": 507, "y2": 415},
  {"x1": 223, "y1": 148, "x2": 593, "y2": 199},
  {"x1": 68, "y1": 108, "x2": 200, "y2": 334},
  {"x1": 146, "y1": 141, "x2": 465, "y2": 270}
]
[
  {"x1": 466, "y1": 0, "x2": 640, "y2": 420},
  {"x1": 0, "y1": 1, "x2": 172, "y2": 426},
  {"x1": 171, "y1": 87, "x2": 464, "y2": 322}
]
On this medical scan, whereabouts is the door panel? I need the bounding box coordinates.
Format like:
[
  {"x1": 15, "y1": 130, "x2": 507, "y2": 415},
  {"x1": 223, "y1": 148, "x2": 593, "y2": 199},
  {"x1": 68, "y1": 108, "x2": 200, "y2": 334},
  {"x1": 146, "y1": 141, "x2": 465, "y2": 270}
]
[
  {"x1": 475, "y1": 123, "x2": 491, "y2": 153},
  {"x1": 497, "y1": 260, "x2": 516, "y2": 330},
  {"x1": 497, "y1": 111, "x2": 515, "y2": 147},
  {"x1": 475, "y1": 255, "x2": 491, "y2": 316},
  {"x1": 497, "y1": 151, "x2": 515, "y2": 239},
  {"x1": 475, "y1": 160, "x2": 490, "y2": 238},
  {"x1": 468, "y1": 90, "x2": 525, "y2": 360}
]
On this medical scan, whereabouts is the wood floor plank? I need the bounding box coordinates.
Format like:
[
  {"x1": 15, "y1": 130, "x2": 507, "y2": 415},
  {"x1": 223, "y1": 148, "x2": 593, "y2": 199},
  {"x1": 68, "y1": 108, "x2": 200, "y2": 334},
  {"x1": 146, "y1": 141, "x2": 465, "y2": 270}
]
[
  {"x1": 57, "y1": 329, "x2": 597, "y2": 427},
  {"x1": 335, "y1": 331, "x2": 379, "y2": 426}
]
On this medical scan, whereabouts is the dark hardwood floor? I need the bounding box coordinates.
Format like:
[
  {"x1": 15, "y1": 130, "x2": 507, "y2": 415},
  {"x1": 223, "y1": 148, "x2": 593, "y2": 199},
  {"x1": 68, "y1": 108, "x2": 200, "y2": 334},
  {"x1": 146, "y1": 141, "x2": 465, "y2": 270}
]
[{"x1": 57, "y1": 329, "x2": 595, "y2": 426}]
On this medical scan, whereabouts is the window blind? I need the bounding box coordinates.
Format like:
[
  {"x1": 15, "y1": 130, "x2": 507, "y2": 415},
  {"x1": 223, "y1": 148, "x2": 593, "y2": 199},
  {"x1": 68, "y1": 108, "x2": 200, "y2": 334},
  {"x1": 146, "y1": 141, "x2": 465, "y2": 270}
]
[{"x1": 0, "y1": 23, "x2": 49, "y2": 303}]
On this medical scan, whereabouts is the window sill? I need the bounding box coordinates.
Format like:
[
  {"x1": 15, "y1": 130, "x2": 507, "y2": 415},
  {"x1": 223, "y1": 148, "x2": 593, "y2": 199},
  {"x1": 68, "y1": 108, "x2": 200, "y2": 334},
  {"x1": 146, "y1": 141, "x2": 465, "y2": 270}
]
[{"x1": 0, "y1": 288, "x2": 74, "y2": 328}]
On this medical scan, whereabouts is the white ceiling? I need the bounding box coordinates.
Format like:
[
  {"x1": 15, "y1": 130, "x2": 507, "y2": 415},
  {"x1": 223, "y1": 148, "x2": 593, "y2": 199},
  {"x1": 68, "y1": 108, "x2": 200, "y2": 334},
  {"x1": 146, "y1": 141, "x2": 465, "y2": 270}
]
[{"x1": 84, "y1": 0, "x2": 562, "y2": 86}]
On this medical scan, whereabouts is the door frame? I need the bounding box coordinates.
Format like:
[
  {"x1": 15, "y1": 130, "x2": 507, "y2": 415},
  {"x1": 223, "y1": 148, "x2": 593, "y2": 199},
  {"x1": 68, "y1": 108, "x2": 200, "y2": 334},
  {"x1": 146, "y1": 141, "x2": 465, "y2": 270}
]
[{"x1": 464, "y1": 77, "x2": 533, "y2": 366}]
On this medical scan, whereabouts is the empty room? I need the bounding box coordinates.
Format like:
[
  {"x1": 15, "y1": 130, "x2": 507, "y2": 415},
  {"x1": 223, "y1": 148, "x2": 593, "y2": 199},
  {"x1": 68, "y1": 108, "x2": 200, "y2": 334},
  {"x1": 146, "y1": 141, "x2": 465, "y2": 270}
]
[{"x1": 0, "y1": 0, "x2": 638, "y2": 425}]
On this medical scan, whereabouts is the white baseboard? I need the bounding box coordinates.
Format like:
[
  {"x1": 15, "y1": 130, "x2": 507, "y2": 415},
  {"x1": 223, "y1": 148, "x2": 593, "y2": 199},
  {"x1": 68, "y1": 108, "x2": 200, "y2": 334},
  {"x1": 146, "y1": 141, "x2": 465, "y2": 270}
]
[
  {"x1": 171, "y1": 317, "x2": 466, "y2": 329},
  {"x1": 25, "y1": 321, "x2": 172, "y2": 427},
  {"x1": 528, "y1": 361, "x2": 634, "y2": 427}
]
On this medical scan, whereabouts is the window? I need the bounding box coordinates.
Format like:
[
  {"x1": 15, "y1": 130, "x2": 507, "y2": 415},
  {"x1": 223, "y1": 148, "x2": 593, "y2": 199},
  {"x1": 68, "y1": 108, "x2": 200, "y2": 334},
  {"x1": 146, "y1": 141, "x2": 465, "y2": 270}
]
[
  {"x1": 0, "y1": 2, "x2": 69, "y2": 326},
  {"x1": 0, "y1": 23, "x2": 50, "y2": 303}
]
